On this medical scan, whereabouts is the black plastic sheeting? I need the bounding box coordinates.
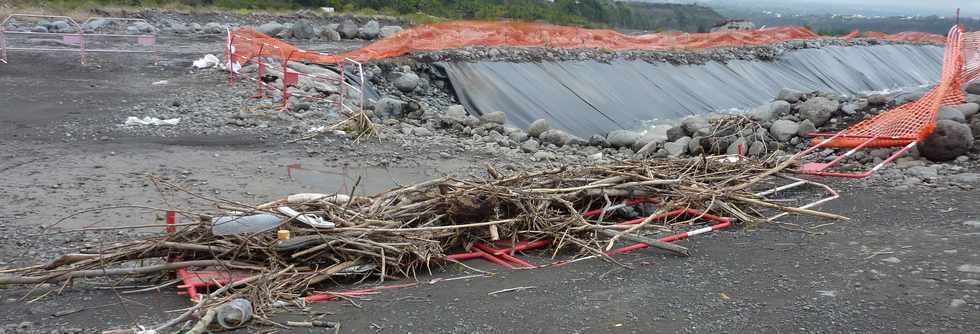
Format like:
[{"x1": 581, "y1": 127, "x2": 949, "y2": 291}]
[{"x1": 437, "y1": 44, "x2": 943, "y2": 137}]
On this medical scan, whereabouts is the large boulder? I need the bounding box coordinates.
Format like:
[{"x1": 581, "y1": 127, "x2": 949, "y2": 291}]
[
  {"x1": 867, "y1": 94, "x2": 892, "y2": 106},
  {"x1": 798, "y1": 97, "x2": 839, "y2": 126},
  {"x1": 290, "y1": 20, "x2": 316, "y2": 39},
  {"x1": 527, "y1": 119, "x2": 550, "y2": 137},
  {"x1": 380, "y1": 26, "x2": 403, "y2": 38},
  {"x1": 442, "y1": 105, "x2": 468, "y2": 123},
  {"x1": 682, "y1": 116, "x2": 710, "y2": 136},
  {"x1": 203, "y1": 22, "x2": 224, "y2": 34},
  {"x1": 770, "y1": 120, "x2": 800, "y2": 142},
  {"x1": 49, "y1": 20, "x2": 71, "y2": 32},
  {"x1": 257, "y1": 22, "x2": 284, "y2": 36},
  {"x1": 920, "y1": 120, "x2": 974, "y2": 161},
  {"x1": 633, "y1": 127, "x2": 670, "y2": 151},
  {"x1": 776, "y1": 88, "x2": 805, "y2": 103},
  {"x1": 937, "y1": 106, "x2": 967, "y2": 123},
  {"x1": 358, "y1": 20, "x2": 381, "y2": 40},
  {"x1": 970, "y1": 117, "x2": 980, "y2": 139},
  {"x1": 374, "y1": 97, "x2": 405, "y2": 118},
  {"x1": 606, "y1": 130, "x2": 641, "y2": 148},
  {"x1": 951, "y1": 103, "x2": 980, "y2": 120},
  {"x1": 393, "y1": 72, "x2": 419, "y2": 93},
  {"x1": 539, "y1": 129, "x2": 572, "y2": 147},
  {"x1": 481, "y1": 111, "x2": 506, "y2": 125},
  {"x1": 748, "y1": 101, "x2": 790, "y2": 122},
  {"x1": 320, "y1": 28, "x2": 341, "y2": 41},
  {"x1": 797, "y1": 119, "x2": 817, "y2": 137},
  {"x1": 665, "y1": 137, "x2": 691, "y2": 157},
  {"x1": 965, "y1": 80, "x2": 980, "y2": 95},
  {"x1": 338, "y1": 19, "x2": 358, "y2": 39},
  {"x1": 666, "y1": 125, "x2": 686, "y2": 142}
]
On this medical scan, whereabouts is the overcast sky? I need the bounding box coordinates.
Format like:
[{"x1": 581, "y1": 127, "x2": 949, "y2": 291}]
[{"x1": 667, "y1": 0, "x2": 980, "y2": 16}]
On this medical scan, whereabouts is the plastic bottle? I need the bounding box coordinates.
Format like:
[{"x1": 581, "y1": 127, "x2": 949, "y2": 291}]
[
  {"x1": 211, "y1": 214, "x2": 281, "y2": 236},
  {"x1": 216, "y1": 298, "x2": 253, "y2": 329}
]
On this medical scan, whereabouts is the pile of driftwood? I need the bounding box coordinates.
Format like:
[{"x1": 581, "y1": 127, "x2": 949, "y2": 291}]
[{"x1": 0, "y1": 157, "x2": 844, "y2": 331}]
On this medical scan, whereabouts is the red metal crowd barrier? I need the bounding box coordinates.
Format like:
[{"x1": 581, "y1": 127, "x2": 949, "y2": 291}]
[{"x1": 0, "y1": 14, "x2": 158, "y2": 64}]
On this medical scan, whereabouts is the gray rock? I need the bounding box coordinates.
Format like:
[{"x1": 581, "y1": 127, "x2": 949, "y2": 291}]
[
  {"x1": 937, "y1": 106, "x2": 967, "y2": 123},
  {"x1": 606, "y1": 130, "x2": 641, "y2": 148},
  {"x1": 170, "y1": 22, "x2": 191, "y2": 34},
  {"x1": 748, "y1": 140, "x2": 766, "y2": 156},
  {"x1": 257, "y1": 22, "x2": 284, "y2": 36},
  {"x1": 952, "y1": 103, "x2": 980, "y2": 119},
  {"x1": 726, "y1": 137, "x2": 748, "y2": 155},
  {"x1": 358, "y1": 20, "x2": 381, "y2": 40},
  {"x1": 749, "y1": 101, "x2": 790, "y2": 122},
  {"x1": 82, "y1": 18, "x2": 109, "y2": 31},
  {"x1": 971, "y1": 117, "x2": 980, "y2": 139},
  {"x1": 665, "y1": 137, "x2": 691, "y2": 157},
  {"x1": 442, "y1": 104, "x2": 468, "y2": 123},
  {"x1": 393, "y1": 72, "x2": 420, "y2": 93},
  {"x1": 380, "y1": 26, "x2": 403, "y2": 38},
  {"x1": 533, "y1": 151, "x2": 556, "y2": 160},
  {"x1": 920, "y1": 120, "x2": 974, "y2": 161},
  {"x1": 967, "y1": 94, "x2": 980, "y2": 104},
  {"x1": 338, "y1": 19, "x2": 358, "y2": 39},
  {"x1": 948, "y1": 173, "x2": 980, "y2": 184},
  {"x1": 633, "y1": 131, "x2": 668, "y2": 151},
  {"x1": 770, "y1": 120, "x2": 800, "y2": 142},
  {"x1": 957, "y1": 264, "x2": 980, "y2": 273},
  {"x1": 413, "y1": 127, "x2": 433, "y2": 136},
  {"x1": 799, "y1": 97, "x2": 839, "y2": 126},
  {"x1": 907, "y1": 165, "x2": 939, "y2": 179},
  {"x1": 527, "y1": 119, "x2": 550, "y2": 137},
  {"x1": 965, "y1": 80, "x2": 980, "y2": 95},
  {"x1": 30, "y1": 26, "x2": 47, "y2": 33},
  {"x1": 587, "y1": 134, "x2": 608, "y2": 147},
  {"x1": 660, "y1": 125, "x2": 684, "y2": 142},
  {"x1": 797, "y1": 119, "x2": 817, "y2": 137},
  {"x1": 539, "y1": 129, "x2": 571, "y2": 147},
  {"x1": 203, "y1": 22, "x2": 224, "y2": 34},
  {"x1": 687, "y1": 137, "x2": 706, "y2": 155},
  {"x1": 50, "y1": 20, "x2": 71, "y2": 32},
  {"x1": 867, "y1": 94, "x2": 891, "y2": 105},
  {"x1": 374, "y1": 97, "x2": 404, "y2": 117},
  {"x1": 320, "y1": 28, "x2": 341, "y2": 41},
  {"x1": 776, "y1": 88, "x2": 805, "y2": 103},
  {"x1": 949, "y1": 299, "x2": 967, "y2": 308},
  {"x1": 895, "y1": 88, "x2": 928, "y2": 105},
  {"x1": 480, "y1": 111, "x2": 506, "y2": 125},
  {"x1": 961, "y1": 278, "x2": 980, "y2": 286},
  {"x1": 508, "y1": 130, "x2": 528, "y2": 143},
  {"x1": 290, "y1": 20, "x2": 316, "y2": 39},
  {"x1": 880, "y1": 257, "x2": 901, "y2": 264},
  {"x1": 520, "y1": 139, "x2": 540, "y2": 153},
  {"x1": 682, "y1": 116, "x2": 710, "y2": 136}
]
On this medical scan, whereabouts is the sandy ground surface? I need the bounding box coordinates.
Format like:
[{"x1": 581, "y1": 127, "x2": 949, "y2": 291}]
[{"x1": 1, "y1": 35, "x2": 979, "y2": 333}]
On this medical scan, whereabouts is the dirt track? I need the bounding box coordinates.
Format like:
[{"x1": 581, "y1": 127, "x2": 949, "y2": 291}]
[{"x1": 1, "y1": 35, "x2": 979, "y2": 333}]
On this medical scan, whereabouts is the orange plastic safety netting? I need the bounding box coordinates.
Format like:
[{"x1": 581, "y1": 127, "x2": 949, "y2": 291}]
[
  {"x1": 816, "y1": 26, "x2": 980, "y2": 148},
  {"x1": 863, "y1": 31, "x2": 947, "y2": 44},
  {"x1": 228, "y1": 20, "x2": 851, "y2": 65}
]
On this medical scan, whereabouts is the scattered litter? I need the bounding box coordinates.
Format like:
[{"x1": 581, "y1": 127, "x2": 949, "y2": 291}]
[
  {"x1": 211, "y1": 213, "x2": 281, "y2": 236},
  {"x1": 192, "y1": 54, "x2": 221, "y2": 69},
  {"x1": 278, "y1": 206, "x2": 335, "y2": 229},
  {"x1": 488, "y1": 286, "x2": 537, "y2": 296},
  {"x1": 123, "y1": 116, "x2": 181, "y2": 126},
  {"x1": 151, "y1": 80, "x2": 168, "y2": 86},
  {"x1": 215, "y1": 298, "x2": 253, "y2": 329}
]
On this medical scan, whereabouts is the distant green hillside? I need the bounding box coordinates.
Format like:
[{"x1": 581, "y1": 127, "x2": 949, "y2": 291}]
[
  {"x1": 609, "y1": 2, "x2": 726, "y2": 32},
  {"x1": 13, "y1": 0, "x2": 727, "y2": 32}
]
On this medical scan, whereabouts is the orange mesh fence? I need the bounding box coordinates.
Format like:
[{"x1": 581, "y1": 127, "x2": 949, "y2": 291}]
[
  {"x1": 817, "y1": 26, "x2": 980, "y2": 148},
  {"x1": 864, "y1": 31, "x2": 947, "y2": 44},
  {"x1": 229, "y1": 21, "x2": 850, "y2": 65}
]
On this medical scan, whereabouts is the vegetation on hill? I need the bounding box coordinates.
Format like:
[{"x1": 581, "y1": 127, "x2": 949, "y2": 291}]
[{"x1": 11, "y1": 0, "x2": 728, "y2": 32}]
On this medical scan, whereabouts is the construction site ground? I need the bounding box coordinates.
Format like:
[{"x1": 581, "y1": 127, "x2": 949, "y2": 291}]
[{"x1": 1, "y1": 36, "x2": 979, "y2": 334}]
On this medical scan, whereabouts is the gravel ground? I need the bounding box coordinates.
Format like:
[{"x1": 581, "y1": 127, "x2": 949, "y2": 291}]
[{"x1": 0, "y1": 22, "x2": 978, "y2": 333}]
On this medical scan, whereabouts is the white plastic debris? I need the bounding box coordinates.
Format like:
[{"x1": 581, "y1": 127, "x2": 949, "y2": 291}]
[
  {"x1": 151, "y1": 80, "x2": 168, "y2": 85},
  {"x1": 277, "y1": 206, "x2": 335, "y2": 229},
  {"x1": 286, "y1": 193, "x2": 351, "y2": 205},
  {"x1": 124, "y1": 116, "x2": 181, "y2": 126},
  {"x1": 192, "y1": 54, "x2": 221, "y2": 69}
]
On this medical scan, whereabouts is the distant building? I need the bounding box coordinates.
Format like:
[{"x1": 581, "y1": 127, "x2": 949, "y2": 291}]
[{"x1": 710, "y1": 19, "x2": 756, "y2": 32}]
